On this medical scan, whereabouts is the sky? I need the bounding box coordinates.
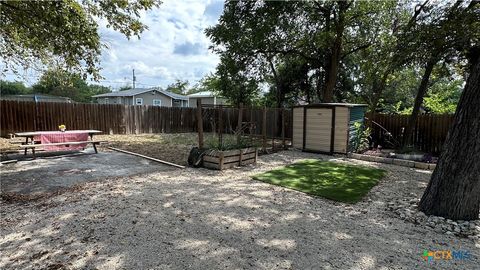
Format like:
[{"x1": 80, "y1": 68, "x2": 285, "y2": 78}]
[{"x1": 4, "y1": 0, "x2": 224, "y2": 91}]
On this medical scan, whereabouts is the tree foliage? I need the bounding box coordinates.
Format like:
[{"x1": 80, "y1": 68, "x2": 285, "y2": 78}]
[
  {"x1": 0, "y1": 0, "x2": 161, "y2": 80},
  {"x1": 206, "y1": 0, "x2": 478, "y2": 114},
  {"x1": 166, "y1": 79, "x2": 189, "y2": 95},
  {"x1": 0, "y1": 80, "x2": 31, "y2": 96},
  {"x1": 31, "y1": 69, "x2": 111, "y2": 103},
  {"x1": 206, "y1": 0, "x2": 401, "y2": 107}
]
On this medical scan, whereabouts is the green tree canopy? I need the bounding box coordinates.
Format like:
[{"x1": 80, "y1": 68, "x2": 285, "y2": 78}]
[
  {"x1": 0, "y1": 80, "x2": 31, "y2": 96},
  {"x1": 0, "y1": 0, "x2": 161, "y2": 80},
  {"x1": 31, "y1": 69, "x2": 111, "y2": 103},
  {"x1": 166, "y1": 79, "x2": 189, "y2": 95}
]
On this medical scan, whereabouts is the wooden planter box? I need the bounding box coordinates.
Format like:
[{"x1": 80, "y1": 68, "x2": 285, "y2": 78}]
[{"x1": 203, "y1": 147, "x2": 258, "y2": 170}]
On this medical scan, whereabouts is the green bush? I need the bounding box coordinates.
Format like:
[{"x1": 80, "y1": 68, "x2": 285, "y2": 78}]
[{"x1": 351, "y1": 122, "x2": 371, "y2": 153}]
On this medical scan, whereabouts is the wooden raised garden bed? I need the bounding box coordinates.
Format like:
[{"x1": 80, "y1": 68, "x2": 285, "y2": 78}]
[{"x1": 203, "y1": 147, "x2": 258, "y2": 170}]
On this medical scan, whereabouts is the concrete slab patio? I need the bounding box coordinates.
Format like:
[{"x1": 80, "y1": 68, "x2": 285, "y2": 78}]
[{"x1": 0, "y1": 149, "x2": 173, "y2": 197}]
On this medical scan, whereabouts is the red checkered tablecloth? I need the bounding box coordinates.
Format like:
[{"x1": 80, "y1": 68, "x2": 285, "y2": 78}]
[{"x1": 33, "y1": 131, "x2": 89, "y2": 151}]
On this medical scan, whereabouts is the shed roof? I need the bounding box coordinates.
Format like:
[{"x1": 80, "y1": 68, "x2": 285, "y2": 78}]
[
  {"x1": 187, "y1": 91, "x2": 218, "y2": 98},
  {"x1": 93, "y1": 88, "x2": 188, "y2": 100},
  {"x1": 296, "y1": 103, "x2": 368, "y2": 108}
]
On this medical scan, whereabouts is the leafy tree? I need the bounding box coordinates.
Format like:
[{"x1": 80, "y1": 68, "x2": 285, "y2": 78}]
[
  {"x1": 187, "y1": 74, "x2": 219, "y2": 95},
  {"x1": 263, "y1": 55, "x2": 313, "y2": 107},
  {"x1": 207, "y1": 0, "x2": 405, "y2": 106},
  {"x1": 377, "y1": 67, "x2": 421, "y2": 114},
  {"x1": 0, "y1": 80, "x2": 31, "y2": 95},
  {"x1": 166, "y1": 79, "x2": 189, "y2": 95},
  {"x1": 31, "y1": 69, "x2": 111, "y2": 103},
  {"x1": 206, "y1": 0, "x2": 474, "y2": 116},
  {"x1": 402, "y1": 1, "x2": 479, "y2": 147},
  {"x1": 423, "y1": 79, "x2": 462, "y2": 114},
  {"x1": 214, "y1": 54, "x2": 261, "y2": 106},
  {"x1": 1, "y1": 0, "x2": 161, "y2": 80},
  {"x1": 354, "y1": 0, "x2": 430, "y2": 111},
  {"x1": 119, "y1": 86, "x2": 132, "y2": 91}
]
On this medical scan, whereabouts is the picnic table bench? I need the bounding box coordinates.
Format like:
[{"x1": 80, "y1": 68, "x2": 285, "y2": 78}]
[{"x1": 15, "y1": 130, "x2": 104, "y2": 158}]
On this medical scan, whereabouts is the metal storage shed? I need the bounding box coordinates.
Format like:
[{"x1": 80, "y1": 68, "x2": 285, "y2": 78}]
[{"x1": 292, "y1": 103, "x2": 368, "y2": 154}]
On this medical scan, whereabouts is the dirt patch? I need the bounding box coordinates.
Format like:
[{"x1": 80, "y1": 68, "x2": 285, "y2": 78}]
[{"x1": 98, "y1": 133, "x2": 199, "y2": 166}]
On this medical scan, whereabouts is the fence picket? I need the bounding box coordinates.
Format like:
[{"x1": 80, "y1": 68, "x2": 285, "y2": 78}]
[
  {"x1": 2, "y1": 101, "x2": 297, "y2": 142},
  {"x1": 365, "y1": 112, "x2": 453, "y2": 154}
]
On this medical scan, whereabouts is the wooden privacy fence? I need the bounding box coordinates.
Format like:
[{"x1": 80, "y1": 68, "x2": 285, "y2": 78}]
[
  {"x1": 365, "y1": 112, "x2": 454, "y2": 154},
  {"x1": 0, "y1": 100, "x2": 292, "y2": 139}
]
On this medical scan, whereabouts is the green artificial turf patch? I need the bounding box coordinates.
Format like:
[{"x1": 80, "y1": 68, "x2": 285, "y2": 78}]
[{"x1": 252, "y1": 159, "x2": 386, "y2": 203}]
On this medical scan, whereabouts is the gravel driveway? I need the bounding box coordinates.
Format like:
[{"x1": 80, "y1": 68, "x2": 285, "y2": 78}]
[{"x1": 1, "y1": 150, "x2": 478, "y2": 269}]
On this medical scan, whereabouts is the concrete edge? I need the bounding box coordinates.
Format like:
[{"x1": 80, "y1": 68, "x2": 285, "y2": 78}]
[{"x1": 347, "y1": 153, "x2": 435, "y2": 170}]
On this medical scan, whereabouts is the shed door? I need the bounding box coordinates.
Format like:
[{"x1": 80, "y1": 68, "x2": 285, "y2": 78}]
[
  {"x1": 292, "y1": 107, "x2": 304, "y2": 149},
  {"x1": 305, "y1": 108, "x2": 332, "y2": 152},
  {"x1": 334, "y1": 107, "x2": 349, "y2": 153}
]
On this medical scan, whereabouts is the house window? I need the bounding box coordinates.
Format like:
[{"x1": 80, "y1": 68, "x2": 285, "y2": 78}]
[
  {"x1": 172, "y1": 99, "x2": 182, "y2": 107},
  {"x1": 153, "y1": 99, "x2": 161, "y2": 106},
  {"x1": 135, "y1": 98, "x2": 143, "y2": 105},
  {"x1": 104, "y1": 98, "x2": 109, "y2": 104}
]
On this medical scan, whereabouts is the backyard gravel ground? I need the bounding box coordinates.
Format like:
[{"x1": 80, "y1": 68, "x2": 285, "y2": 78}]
[{"x1": 1, "y1": 150, "x2": 479, "y2": 269}]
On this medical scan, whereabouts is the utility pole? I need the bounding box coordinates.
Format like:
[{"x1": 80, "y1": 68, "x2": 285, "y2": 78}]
[{"x1": 132, "y1": 69, "x2": 136, "y2": 89}]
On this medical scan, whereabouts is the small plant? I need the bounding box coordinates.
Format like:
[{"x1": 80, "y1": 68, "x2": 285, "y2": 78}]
[
  {"x1": 351, "y1": 122, "x2": 371, "y2": 153},
  {"x1": 204, "y1": 134, "x2": 256, "y2": 151}
]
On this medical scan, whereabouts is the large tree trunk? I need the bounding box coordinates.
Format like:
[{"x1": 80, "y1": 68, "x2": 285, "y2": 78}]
[
  {"x1": 402, "y1": 57, "x2": 438, "y2": 147},
  {"x1": 322, "y1": 44, "x2": 341, "y2": 103},
  {"x1": 321, "y1": 1, "x2": 348, "y2": 103},
  {"x1": 268, "y1": 58, "x2": 283, "y2": 107},
  {"x1": 418, "y1": 48, "x2": 480, "y2": 220},
  {"x1": 369, "y1": 70, "x2": 390, "y2": 112}
]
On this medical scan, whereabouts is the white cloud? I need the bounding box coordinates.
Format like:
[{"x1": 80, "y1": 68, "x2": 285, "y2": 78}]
[
  {"x1": 3, "y1": 0, "x2": 224, "y2": 90},
  {"x1": 98, "y1": 0, "x2": 224, "y2": 90}
]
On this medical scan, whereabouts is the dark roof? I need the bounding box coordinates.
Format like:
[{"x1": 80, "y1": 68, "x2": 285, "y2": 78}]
[
  {"x1": 0, "y1": 94, "x2": 72, "y2": 101},
  {"x1": 93, "y1": 88, "x2": 188, "y2": 100},
  {"x1": 295, "y1": 103, "x2": 368, "y2": 108}
]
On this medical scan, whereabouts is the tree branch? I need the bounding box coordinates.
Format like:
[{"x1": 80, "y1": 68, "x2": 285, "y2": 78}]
[
  {"x1": 406, "y1": 0, "x2": 430, "y2": 29},
  {"x1": 341, "y1": 43, "x2": 372, "y2": 60}
]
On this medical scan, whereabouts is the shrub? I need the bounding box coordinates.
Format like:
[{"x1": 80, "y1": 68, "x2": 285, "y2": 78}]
[{"x1": 351, "y1": 122, "x2": 371, "y2": 153}]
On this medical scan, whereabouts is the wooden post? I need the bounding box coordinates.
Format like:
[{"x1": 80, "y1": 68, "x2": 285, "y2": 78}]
[
  {"x1": 281, "y1": 108, "x2": 286, "y2": 149},
  {"x1": 196, "y1": 99, "x2": 204, "y2": 149},
  {"x1": 249, "y1": 107, "x2": 254, "y2": 145},
  {"x1": 34, "y1": 100, "x2": 38, "y2": 131},
  {"x1": 262, "y1": 106, "x2": 267, "y2": 152},
  {"x1": 218, "y1": 105, "x2": 223, "y2": 147},
  {"x1": 236, "y1": 103, "x2": 243, "y2": 145},
  {"x1": 239, "y1": 149, "x2": 243, "y2": 166},
  {"x1": 219, "y1": 152, "x2": 224, "y2": 170},
  {"x1": 272, "y1": 108, "x2": 276, "y2": 151}
]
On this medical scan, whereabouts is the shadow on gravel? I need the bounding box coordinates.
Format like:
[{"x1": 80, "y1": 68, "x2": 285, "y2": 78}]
[{"x1": 1, "y1": 152, "x2": 478, "y2": 269}]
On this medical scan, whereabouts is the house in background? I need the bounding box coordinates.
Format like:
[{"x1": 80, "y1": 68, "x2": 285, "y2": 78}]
[
  {"x1": 93, "y1": 88, "x2": 189, "y2": 107},
  {"x1": 0, "y1": 94, "x2": 72, "y2": 103},
  {"x1": 188, "y1": 91, "x2": 227, "y2": 107}
]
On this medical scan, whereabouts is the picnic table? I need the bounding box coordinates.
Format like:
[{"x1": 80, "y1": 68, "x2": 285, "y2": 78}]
[{"x1": 15, "y1": 130, "x2": 103, "y2": 158}]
